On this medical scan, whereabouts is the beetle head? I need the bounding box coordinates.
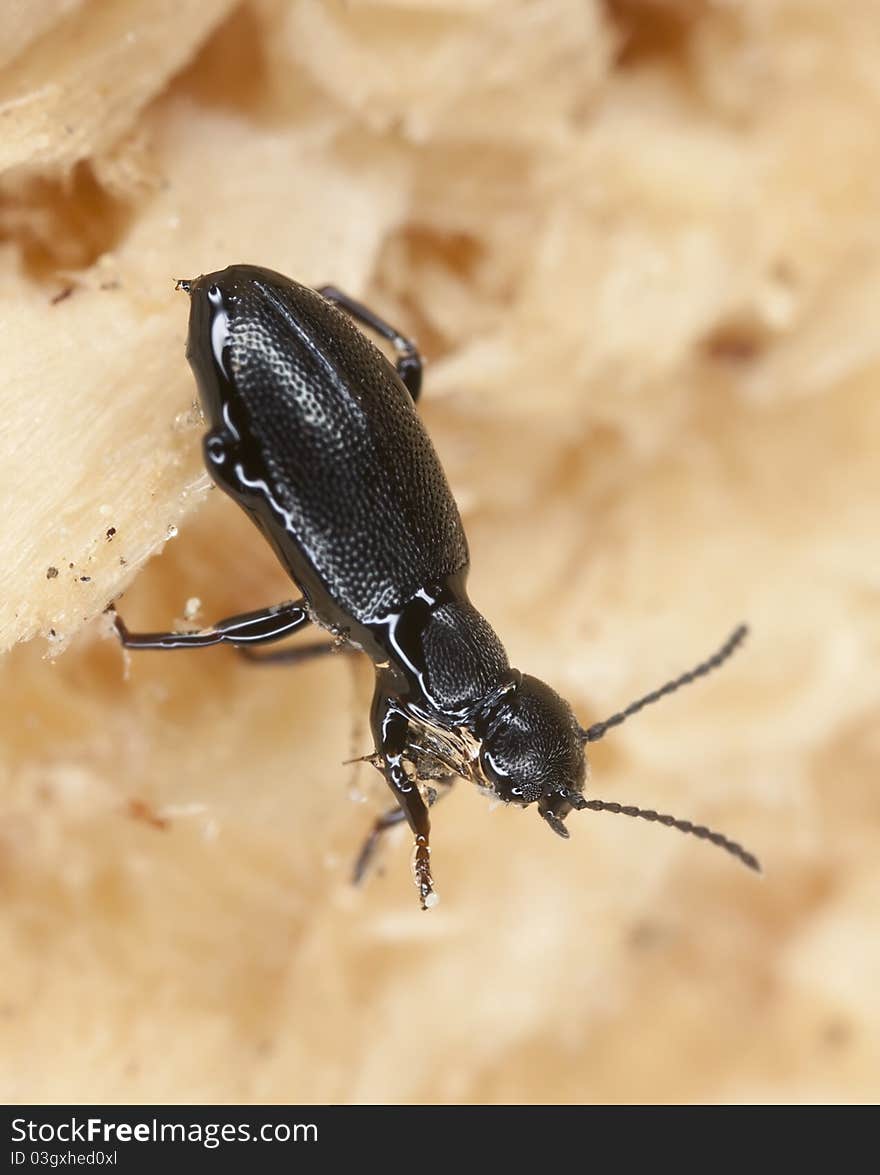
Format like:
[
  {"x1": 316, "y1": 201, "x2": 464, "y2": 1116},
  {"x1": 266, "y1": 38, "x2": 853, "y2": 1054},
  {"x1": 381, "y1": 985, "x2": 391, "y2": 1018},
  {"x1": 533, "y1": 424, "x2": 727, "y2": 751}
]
[
  {"x1": 477, "y1": 674, "x2": 587, "y2": 838},
  {"x1": 474, "y1": 627, "x2": 760, "y2": 871}
]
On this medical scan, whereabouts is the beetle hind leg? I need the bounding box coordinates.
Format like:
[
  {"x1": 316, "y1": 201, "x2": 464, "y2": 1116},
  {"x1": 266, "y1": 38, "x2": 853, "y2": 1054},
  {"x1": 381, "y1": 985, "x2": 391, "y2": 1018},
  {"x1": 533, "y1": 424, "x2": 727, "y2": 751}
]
[{"x1": 317, "y1": 285, "x2": 422, "y2": 402}]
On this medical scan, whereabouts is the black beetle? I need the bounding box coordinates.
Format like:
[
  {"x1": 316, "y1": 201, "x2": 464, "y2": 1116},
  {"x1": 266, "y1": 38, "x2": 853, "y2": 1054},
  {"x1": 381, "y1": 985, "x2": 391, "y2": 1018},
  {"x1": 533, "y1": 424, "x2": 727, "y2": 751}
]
[{"x1": 112, "y1": 265, "x2": 758, "y2": 909}]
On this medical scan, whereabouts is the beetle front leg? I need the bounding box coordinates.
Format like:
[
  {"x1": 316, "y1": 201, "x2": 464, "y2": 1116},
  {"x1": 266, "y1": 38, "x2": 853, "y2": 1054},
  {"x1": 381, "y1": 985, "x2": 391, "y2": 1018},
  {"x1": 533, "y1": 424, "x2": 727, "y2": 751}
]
[
  {"x1": 317, "y1": 285, "x2": 422, "y2": 402},
  {"x1": 371, "y1": 692, "x2": 437, "y2": 909},
  {"x1": 353, "y1": 775, "x2": 455, "y2": 887},
  {"x1": 110, "y1": 597, "x2": 312, "y2": 650}
]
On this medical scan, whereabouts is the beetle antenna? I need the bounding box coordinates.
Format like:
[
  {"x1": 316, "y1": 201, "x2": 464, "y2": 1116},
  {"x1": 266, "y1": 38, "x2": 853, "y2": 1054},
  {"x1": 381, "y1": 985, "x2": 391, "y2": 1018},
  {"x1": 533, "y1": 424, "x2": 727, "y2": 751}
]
[
  {"x1": 567, "y1": 792, "x2": 760, "y2": 872},
  {"x1": 580, "y1": 624, "x2": 748, "y2": 744}
]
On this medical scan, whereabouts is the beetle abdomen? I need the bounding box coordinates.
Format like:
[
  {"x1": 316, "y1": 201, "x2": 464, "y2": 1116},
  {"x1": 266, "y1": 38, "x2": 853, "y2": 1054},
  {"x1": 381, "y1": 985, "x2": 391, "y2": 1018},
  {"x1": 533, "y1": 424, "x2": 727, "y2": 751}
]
[{"x1": 192, "y1": 266, "x2": 469, "y2": 625}]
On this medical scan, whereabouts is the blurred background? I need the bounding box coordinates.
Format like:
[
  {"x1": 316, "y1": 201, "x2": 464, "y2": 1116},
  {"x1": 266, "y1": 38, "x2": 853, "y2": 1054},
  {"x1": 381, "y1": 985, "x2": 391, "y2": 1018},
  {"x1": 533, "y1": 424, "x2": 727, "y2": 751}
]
[{"x1": 0, "y1": 0, "x2": 878, "y2": 1104}]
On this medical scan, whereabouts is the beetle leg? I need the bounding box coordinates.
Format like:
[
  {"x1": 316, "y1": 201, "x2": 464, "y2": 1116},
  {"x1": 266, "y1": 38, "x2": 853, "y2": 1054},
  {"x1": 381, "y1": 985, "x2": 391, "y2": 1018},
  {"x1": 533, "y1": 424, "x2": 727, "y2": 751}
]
[
  {"x1": 353, "y1": 776, "x2": 455, "y2": 887},
  {"x1": 371, "y1": 691, "x2": 437, "y2": 908},
  {"x1": 317, "y1": 285, "x2": 422, "y2": 402},
  {"x1": 239, "y1": 640, "x2": 358, "y2": 666},
  {"x1": 352, "y1": 806, "x2": 407, "y2": 886},
  {"x1": 109, "y1": 598, "x2": 312, "y2": 650}
]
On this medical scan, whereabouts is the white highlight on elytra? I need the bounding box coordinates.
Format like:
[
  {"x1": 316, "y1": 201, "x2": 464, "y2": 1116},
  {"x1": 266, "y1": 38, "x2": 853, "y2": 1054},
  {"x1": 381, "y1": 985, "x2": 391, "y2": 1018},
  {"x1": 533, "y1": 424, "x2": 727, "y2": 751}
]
[
  {"x1": 208, "y1": 285, "x2": 230, "y2": 379},
  {"x1": 235, "y1": 466, "x2": 295, "y2": 528}
]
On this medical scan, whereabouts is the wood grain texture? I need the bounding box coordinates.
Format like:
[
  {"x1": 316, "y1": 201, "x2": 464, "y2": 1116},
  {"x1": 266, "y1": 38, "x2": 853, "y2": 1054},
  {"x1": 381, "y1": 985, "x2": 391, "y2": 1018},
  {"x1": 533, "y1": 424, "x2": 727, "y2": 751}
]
[{"x1": 0, "y1": 0, "x2": 878, "y2": 1104}]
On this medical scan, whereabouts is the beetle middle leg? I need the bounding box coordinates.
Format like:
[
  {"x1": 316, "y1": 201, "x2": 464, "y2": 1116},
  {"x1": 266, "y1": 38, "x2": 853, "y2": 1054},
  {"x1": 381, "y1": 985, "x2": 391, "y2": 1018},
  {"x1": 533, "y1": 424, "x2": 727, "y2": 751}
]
[
  {"x1": 352, "y1": 806, "x2": 407, "y2": 887},
  {"x1": 317, "y1": 285, "x2": 422, "y2": 402},
  {"x1": 240, "y1": 640, "x2": 358, "y2": 666},
  {"x1": 110, "y1": 597, "x2": 312, "y2": 650},
  {"x1": 371, "y1": 689, "x2": 437, "y2": 908}
]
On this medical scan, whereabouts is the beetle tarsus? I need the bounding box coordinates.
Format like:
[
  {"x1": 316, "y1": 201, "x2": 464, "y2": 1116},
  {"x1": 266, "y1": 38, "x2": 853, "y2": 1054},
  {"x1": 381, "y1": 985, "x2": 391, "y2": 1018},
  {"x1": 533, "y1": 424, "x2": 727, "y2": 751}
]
[{"x1": 413, "y1": 835, "x2": 437, "y2": 910}]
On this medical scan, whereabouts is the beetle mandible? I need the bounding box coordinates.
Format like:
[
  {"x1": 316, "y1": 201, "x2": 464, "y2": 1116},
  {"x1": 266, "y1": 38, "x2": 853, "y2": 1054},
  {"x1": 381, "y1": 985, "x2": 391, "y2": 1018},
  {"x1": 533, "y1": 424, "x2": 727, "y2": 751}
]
[{"x1": 111, "y1": 265, "x2": 758, "y2": 909}]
